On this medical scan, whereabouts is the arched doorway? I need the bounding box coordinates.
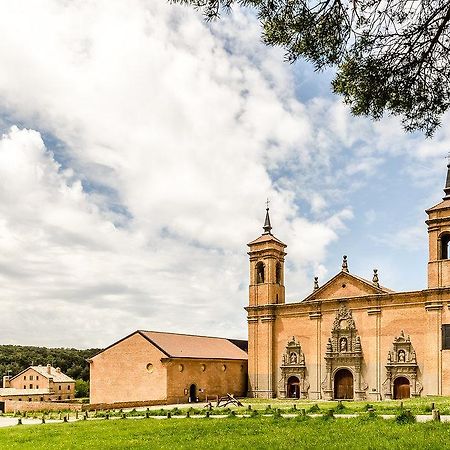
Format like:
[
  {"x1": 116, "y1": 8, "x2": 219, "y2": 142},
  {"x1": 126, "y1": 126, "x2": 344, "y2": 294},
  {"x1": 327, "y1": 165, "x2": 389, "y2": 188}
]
[
  {"x1": 334, "y1": 369, "x2": 354, "y2": 399},
  {"x1": 189, "y1": 384, "x2": 197, "y2": 402},
  {"x1": 394, "y1": 377, "x2": 410, "y2": 399},
  {"x1": 287, "y1": 376, "x2": 300, "y2": 399}
]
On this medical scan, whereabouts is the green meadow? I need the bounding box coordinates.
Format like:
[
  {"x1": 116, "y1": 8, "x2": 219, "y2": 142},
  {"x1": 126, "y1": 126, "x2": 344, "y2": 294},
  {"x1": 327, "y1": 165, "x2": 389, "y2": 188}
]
[
  {"x1": 2, "y1": 398, "x2": 450, "y2": 449},
  {"x1": 1, "y1": 416, "x2": 450, "y2": 450}
]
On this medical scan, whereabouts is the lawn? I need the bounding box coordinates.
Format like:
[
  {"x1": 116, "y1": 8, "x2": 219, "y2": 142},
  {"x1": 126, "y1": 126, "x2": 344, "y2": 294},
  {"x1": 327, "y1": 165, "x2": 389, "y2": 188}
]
[{"x1": 2, "y1": 416, "x2": 450, "y2": 449}]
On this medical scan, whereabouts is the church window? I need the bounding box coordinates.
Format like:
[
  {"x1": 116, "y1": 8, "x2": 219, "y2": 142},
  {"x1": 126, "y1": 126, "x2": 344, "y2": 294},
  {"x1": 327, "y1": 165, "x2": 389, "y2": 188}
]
[
  {"x1": 29, "y1": 384, "x2": 33, "y2": 389},
  {"x1": 222, "y1": 364, "x2": 227, "y2": 372},
  {"x1": 256, "y1": 262, "x2": 265, "y2": 284},
  {"x1": 276, "y1": 262, "x2": 281, "y2": 284},
  {"x1": 440, "y1": 233, "x2": 450, "y2": 259},
  {"x1": 442, "y1": 325, "x2": 450, "y2": 349}
]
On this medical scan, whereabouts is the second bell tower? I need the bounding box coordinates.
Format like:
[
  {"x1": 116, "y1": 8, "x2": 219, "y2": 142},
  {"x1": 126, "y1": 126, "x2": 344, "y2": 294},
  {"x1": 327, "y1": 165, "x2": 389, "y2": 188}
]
[{"x1": 426, "y1": 162, "x2": 450, "y2": 288}]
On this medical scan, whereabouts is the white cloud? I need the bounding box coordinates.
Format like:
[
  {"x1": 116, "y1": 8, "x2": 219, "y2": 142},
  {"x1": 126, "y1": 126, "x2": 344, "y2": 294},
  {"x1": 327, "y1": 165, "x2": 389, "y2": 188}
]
[
  {"x1": 1, "y1": 0, "x2": 447, "y2": 347},
  {"x1": 0, "y1": 1, "x2": 357, "y2": 347}
]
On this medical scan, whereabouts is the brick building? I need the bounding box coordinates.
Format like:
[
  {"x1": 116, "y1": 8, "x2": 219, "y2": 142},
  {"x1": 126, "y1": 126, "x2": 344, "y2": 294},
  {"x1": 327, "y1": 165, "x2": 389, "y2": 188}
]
[
  {"x1": 1, "y1": 364, "x2": 75, "y2": 402},
  {"x1": 247, "y1": 164, "x2": 450, "y2": 400},
  {"x1": 89, "y1": 330, "x2": 247, "y2": 405}
]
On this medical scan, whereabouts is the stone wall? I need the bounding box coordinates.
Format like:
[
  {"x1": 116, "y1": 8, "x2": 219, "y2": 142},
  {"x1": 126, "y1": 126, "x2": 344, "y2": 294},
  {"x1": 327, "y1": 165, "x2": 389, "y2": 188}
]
[
  {"x1": 4, "y1": 400, "x2": 82, "y2": 413},
  {"x1": 83, "y1": 399, "x2": 166, "y2": 411}
]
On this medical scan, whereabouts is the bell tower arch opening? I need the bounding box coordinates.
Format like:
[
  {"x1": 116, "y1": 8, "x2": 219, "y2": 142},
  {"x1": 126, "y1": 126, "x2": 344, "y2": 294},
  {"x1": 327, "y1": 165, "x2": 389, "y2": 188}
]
[
  {"x1": 256, "y1": 262, "x2": 265, "y2": 284},
  {"x1": 426, "y1": 162, "x2": 450, "y2": 288},
  {"x1": 440, "y1": 233, "x2": 450, "y2": 260}
]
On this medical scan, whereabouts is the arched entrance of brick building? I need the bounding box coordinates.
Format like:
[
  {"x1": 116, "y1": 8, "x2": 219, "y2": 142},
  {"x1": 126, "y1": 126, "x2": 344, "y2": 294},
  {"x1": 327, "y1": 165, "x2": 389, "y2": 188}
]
[
  {"x1": 393, "y1": 377, "x2": 410, "y2": 399},
  {"x1": 334, "y1": 369, "x2": 354, "y2": 399},
  {"x1": 189, "y1": 384, "x2": 197, "y2": 403},
  {"x1": 287, "y1": 376, "x2": 300, "y2": 399}
]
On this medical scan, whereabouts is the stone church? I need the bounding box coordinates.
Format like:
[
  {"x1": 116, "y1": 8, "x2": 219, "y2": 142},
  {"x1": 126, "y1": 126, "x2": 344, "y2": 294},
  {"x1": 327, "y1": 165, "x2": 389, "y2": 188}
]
[{"x1": 246, "y1": 164, "x2": 450, "y2": 401}]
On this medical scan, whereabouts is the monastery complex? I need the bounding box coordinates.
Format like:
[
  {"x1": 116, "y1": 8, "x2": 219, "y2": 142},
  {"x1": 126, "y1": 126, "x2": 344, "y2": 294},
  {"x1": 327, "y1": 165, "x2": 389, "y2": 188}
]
[{"x1": 247, "y1": 164, "x2": 450, "y2": 400}]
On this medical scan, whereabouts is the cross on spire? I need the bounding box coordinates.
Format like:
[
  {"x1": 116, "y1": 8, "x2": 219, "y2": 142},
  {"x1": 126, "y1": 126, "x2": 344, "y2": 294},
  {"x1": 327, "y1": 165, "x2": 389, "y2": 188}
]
[
  {"x1": 263, "y1": 200, "x2": 272, "y2": 234},
  {"x1": 444, "y1": 154, "x2": 450, "y2": 199}
]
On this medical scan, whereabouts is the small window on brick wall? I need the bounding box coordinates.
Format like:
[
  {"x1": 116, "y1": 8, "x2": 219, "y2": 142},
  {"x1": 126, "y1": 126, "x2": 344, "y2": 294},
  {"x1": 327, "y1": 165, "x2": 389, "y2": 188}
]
[{"x1": 442, "y1": 324, "x2": 450, "y2": 349}]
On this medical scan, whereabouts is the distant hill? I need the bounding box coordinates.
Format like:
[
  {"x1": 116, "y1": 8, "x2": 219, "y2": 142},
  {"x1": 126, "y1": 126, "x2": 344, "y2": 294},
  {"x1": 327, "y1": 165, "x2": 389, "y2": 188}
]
[{"x1": 0, "y1": 345, "x2": 102, "y2": 385}]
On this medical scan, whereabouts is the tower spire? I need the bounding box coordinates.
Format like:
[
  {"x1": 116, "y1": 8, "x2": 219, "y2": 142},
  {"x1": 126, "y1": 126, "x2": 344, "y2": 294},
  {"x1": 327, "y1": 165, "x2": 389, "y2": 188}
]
[
  {"x1": 444, "y1": 155, "x2": 450, "y2": 200},
  {"x1": 263, "y1": 199, "x2": 272, "y2": 234}
]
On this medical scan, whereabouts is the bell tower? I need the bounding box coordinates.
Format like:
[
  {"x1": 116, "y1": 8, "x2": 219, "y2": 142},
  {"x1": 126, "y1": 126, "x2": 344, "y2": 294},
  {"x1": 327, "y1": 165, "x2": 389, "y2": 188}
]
[
  {"x1": 248, "y1": 206, "x2": 287, "y2": 306},
  {"x1": 247, "y1": 205, "x2": 287, "y2": 398},
  {"x1": 426, "y1": 162, "x2": 450, "y2": 288}
]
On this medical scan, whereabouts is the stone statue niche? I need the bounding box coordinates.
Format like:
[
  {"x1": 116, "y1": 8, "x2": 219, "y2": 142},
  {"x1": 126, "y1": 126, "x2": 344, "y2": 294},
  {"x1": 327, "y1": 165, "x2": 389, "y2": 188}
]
[
  {"x1": 382, "y1": 331, "x2": 422, "y2": 399},
  {"x1": 321, "y1": 304, "x2": 368, "y2": 400},
  {"x1": 279, "y1": 336, "x2": 309, "y2": 399}
]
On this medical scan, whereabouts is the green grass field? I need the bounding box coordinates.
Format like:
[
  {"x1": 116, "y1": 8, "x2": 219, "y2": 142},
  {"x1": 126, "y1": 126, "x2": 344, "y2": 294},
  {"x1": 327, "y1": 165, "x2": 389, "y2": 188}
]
[
  {"x1": 2, "y1": 398, "x2": 450, "y2": 449},
  {"x1": 1, "y1": 416, "x2": 450, "y2": 449}
]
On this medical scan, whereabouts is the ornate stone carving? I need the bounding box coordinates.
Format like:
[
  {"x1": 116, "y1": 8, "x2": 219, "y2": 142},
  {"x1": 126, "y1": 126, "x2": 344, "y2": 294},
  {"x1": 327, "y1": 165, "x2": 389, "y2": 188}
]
[
  {"x1": 382, "y1": 331, "x2": 422, "y2": 399},
  {"x1": 279, "y1": 336, "x2": 309, "y2": 399},
  {"x1": 321, "y1": 304, "x2": 367, "y2": 400}
]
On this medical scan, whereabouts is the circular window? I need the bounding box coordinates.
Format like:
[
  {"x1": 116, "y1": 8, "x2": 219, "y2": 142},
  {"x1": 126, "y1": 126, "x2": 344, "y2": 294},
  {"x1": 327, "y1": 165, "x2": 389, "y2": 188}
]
[
  {"x1": 146, "y1": 363, "x2": 154, "y2": 373},
  {"x1": 201, "y1": 364, "x2": 206, "y2": 372},
  {"x1": 178, "y1": 364, "x2": 184, "y2": 372},
  {"x1": 342, "y1": 283, "x2": 346, "y2": 288},
  {"x1": 222, "y1": 364, "x2": 227, "y2": 372}
]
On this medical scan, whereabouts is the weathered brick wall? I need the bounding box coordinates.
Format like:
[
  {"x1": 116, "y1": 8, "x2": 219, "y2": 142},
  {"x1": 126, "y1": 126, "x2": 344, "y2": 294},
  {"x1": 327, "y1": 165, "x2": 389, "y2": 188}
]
[
  {"x1": 4, "y1": 400, "x2": 81, "y2": 413},
  {"x1": 83, "y1": 399, "x2": 167, "y2": 411},
  {"x1": 166, "y1": 358, "x2": 247, "y2": 403},
  {"x1": 89, "y1": 333, "x2": 167, "y2": 404}
]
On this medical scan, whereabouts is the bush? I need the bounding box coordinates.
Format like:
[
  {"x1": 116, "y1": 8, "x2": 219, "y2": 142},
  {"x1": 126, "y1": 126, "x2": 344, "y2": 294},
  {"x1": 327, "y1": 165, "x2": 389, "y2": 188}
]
[
  {"x1": 335, "y1": 401, "x2": 346, "y2": 412},
  {"x1": 395, "y1": 410, "x2": 415, "y2": 424},
  {"x1": 308, "y1": 404, "x2": 320, "y2": 413},
  {"x1": 75, "y1": 379, "x2": 89, "y2": 398}
]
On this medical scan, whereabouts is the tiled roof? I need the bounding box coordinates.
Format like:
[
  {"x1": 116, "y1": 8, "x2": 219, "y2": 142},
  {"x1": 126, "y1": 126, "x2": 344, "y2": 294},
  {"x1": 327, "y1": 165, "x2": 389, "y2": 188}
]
[
  {"x1": 247, "y1": 233, "x2": 286, "y2": 246},
  {"x1": 11, "y1": 366, "x2": 75, "y2": 383},
  {"x1": 426, "y1": 199, "x2": 450, "y2": 212},
  {"x1": 30, "y1": 366, "x2": 74, "y2": 382},
  {"x1": 140, "y1": 331, "x2": 248, "y2": 360}
]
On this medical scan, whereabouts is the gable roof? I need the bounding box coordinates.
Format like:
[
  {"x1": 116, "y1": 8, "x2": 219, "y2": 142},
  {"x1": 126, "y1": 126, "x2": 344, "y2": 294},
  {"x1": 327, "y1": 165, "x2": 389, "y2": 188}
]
[
  {"x1": 140, "y1": 331, "x2": 248, "y2": 360},
  {"x1": 11, "y1": 366, "x2": 74, "y2": 383},
  {"x1": 302, "y1": 270, "x2": 393, "y2": 302},
  {"x1": 91, "y1": 330, "x2": 248, "y2": 361}
]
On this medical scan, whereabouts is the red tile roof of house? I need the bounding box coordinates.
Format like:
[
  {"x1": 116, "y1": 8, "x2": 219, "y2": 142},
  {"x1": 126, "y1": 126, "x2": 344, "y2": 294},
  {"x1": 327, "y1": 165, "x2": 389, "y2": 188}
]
[{"x1": 139, "y1": 331, "x2": 248, "y2": 360}]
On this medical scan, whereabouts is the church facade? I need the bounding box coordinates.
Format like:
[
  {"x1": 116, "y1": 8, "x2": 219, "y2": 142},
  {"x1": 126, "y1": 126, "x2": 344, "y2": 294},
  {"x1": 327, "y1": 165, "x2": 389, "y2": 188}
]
[{"x1": 246, "y1": 165, "x2": 450, "y2": 401}]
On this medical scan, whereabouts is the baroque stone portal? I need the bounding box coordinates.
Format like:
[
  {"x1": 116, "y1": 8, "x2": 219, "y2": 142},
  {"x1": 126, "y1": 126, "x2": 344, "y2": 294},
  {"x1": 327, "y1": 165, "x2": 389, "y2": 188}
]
[
  {"x1": 279, "y1": 336, "x2": 309, "y2": 398},
  {"x1": 322, "y1": 304, "x2": 367, "y2": 400},
  {"x1": 382, "y1": 331, "x2": 422, "y2": 399}
]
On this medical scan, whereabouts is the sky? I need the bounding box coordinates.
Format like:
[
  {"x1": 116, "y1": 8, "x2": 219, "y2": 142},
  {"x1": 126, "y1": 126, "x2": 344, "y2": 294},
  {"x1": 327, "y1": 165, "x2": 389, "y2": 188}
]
[{"x1": 0, "y1": 0, "x2": 449, "y2": 349}]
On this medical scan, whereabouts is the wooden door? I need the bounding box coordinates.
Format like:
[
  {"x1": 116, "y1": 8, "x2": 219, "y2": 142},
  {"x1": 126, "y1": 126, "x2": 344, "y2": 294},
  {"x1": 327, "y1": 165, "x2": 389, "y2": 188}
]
[
  {"x1": 287, "y1": 376, "x2": 300, "y2": 399},
  {"x1": 334, "y1": 369, "x2": 354, "y2": 399},
  {"x1": 394, "y1": 377, "x2": 410, "y2": 399}
]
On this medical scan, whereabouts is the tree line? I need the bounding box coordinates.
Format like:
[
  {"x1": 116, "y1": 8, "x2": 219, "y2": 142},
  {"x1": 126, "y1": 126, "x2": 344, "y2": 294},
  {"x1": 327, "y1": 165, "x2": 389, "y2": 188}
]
[{"x1": 0, "y1": 344, "x2": 101, "y2": 386}]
